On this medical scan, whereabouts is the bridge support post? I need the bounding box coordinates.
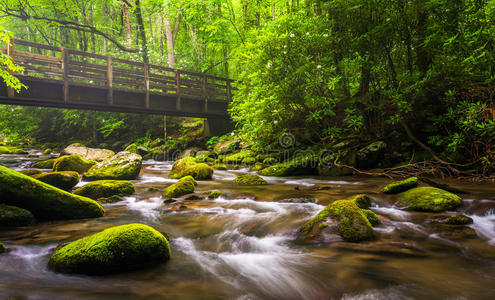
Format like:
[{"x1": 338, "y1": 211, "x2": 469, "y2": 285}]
[
  {"x1": 204, "y1": 117, "x2": 234, "y2": 137},
  {"x1": 6, "y1": 40, "x2": 15, "y2": 97}
]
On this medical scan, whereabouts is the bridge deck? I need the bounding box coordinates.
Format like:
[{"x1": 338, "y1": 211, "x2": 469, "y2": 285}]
[{"x1": 0, "y1": 39, "x2": 232, "y2": 118}]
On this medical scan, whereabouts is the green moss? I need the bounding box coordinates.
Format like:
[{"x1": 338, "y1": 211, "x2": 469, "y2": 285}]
[
  {"x1": 48, "y1": 223, "x2": 171, "y2": 274},
  {"x1": 162, "y1": 180, "x2": 195, "y2": 198},
  {"x1": 382, "y1": 177, "x2": 418, "y2": 194},
  {"x1": 301, "y1": 199, "x2": 375, "y2": 242},
  {"x1": 43, "y1": 148, "x2": 52, "y2": 154},
  {"x1": 20, "y1": 169, "x2": 43, "y2": 176},
  {"x1": 0, "y1": 204, "x2": 34, "y2": 227},
  {"x1": 250, "y1": 163, "x2": 265, "y2": 172},
  {"x1": 0, "y1": 146, "x2": 27, "y2": 154},
  {"x1": 178, "y1": 175, "x2": 197, "y2": 186},
  {"x1": 397, "y1": 187, "x2": 462, "y2": 212},
  {"x1": 97, "y1": 195, "x2": 123, "y2": 204},
  {"x1": 0, "y1": 165, "x2": 104, "y2": 221},
  {"x1": 348, "y1": 194, "x2": 371, "y2": 209},
  {"x1": 84, "y1": 152, "x2": 142, "y2": 180},
  {"x1": 0, "y1": 242, "x2": 5, "y2": 253},
  {"x1": 206, "y1": 190, "x2": 225, "y2": 199},
  {"x1": 212, "y1": 164, "x2": 227, "y2": 170},
  {"x1": 224, "y1": 150, "x2": 256, "y2": 164},
  {"x1": 169, "y1": 157, "x2": 213, "y2": 180},
  {"x1": 242, "y1": 157, "x2": 257, "y2": 165},
  {"x1": 233, "y1": 174, "x2": 267, "y2": 185},
  {"x1": 262, "y1": 157, "x2": 278, "y2": 165},
  {"x1": 363, "y1": 209, "x2": 381, "y2": 226},
  {"x1": 259, "y1": 153, "x2": 317, "y2": 177},
  {"x1": 31, "y1": 171, "x2": 80, "y2": 190},
  {"x1": 53, "y1": 155, "x2": 96, "y2": 174},
  {"x1": 32, "y1": 158, "x2": 56, "y2": 169},
  {"x1": 446, "y1": 215, "x2": 473, "y2": 225},
  {"x1": 195, "y1": 151, "x2": 215, "y2": 162},
  {"x1": 73, "y1": 180, "x2": 135, "y2": 200}
]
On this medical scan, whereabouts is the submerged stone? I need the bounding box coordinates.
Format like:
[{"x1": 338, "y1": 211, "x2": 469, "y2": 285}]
[
  {"x1": 445, "y1": 215, "x2": 473, "y2": 225},
  {"x1": 162, "y1": 180, "x2": 195, "y2": 198},
  {"x1": 31, "y1": 171, "x2": 80, "y2": 190},
  {"x1": 169, "y1": 157, "x2": 213, "y2": 180},
  {"x1": 0, "y1": 204, "x2": 35, "y2": 227},
  {"x1": 73, "y1": 180, "x2": 135, "y2": 200},
  {"x1": 397, "y1": 187, "x2": 462, "y2": 212},
  {"x1": 48, "y1": 223, "x2": 171, "y2": 274},
  {"x1": 84, "y1": 152, "x2": 142, "y2": 180},
  {"x1": 206, "y1": 190, "x2": 225, "y2": 199},
  {"x1": 0, "y1": 165, "x2": 104, "y2": 221},
  {"x1": 53, "y1": 155, "x2": 96, "y2": 174},
  {"x1": 233, "y1": 174, "x2": 267, "y2": 185},
  {"x1": 382, "y1": 177, "x2": 418, "y2": 194}
]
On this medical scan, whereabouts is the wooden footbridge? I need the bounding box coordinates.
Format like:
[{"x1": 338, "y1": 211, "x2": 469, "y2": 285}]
[{"x1": 0, "y1": 39, "x2": 233, "y2": 120}]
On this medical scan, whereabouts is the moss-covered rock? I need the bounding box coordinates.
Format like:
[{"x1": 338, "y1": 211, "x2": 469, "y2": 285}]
[
  {"x1": 0, "y1": 146, "x2": 27, "y2": 154},
  {"x1": 43, "y1": 148, "x2": 51, "y2": 154},
  {"x1": 0, "y1": 165, "x2": 104, "y2": 221},
  {"x1": 356, "y1": 141, "x2": 387, "y2": 169},
  {"x1": 363, "y1": 209, "x2": 381, "y2": 226},
  {"x1": 32, "y1": 158, "x2": 56, "y2": 169},
  {"x1": 348, "y1": 194, "x2": 371, "y2": 209},
  {"x1": 31, "y1": 171, "x2": 80, "y2": 190},
  {"x1": 212, "y1": 164, "x2": 227, "y2": 170},
  {"x1": 262, "y1": 157, "x2": 278, "y2": 165},
  {"x1": 97, "y1": 195, "x2": 123, "y2": 204},
  {"x1": 178, "y1": 175, "x2": 197, "y2": 186},
  {"x1": 224, "y1": 150, "x2": 256, "y2": 164},
  {"x1": 206, "y1": 190, "x2": 225, "y2": 199},
  {"x1": 233, "y1": 174, "x2": 267, "y2": 185},
  {"x1": 169, "y1": 157, "x2": 213, "y2": 180},
  {"x1": 0, "y1": 204, "x2": 34, "y2": 227},
  {"x1": 0, "y1": 242, "x2": 5, "y2": 253},
  {"x1": 195, "y1": 151, "x2": 215, "y2": 162},
  {"x1": 301, "y1": 198, "x2": 375, "y2": 242},
  {"x1": 53, "y1": 155, "x2": 96, "y2": 174},
  {"x1": 48, "y1": 223, "x2": 171, "y2": 274},
  {"x1": 382, "y1": 177, "x2": 418, "y2": 194},
  {"x1": 397, "y1": 187, "x2": 462, "y2": 212},
  {"x1": 446, "y1": 215, "x2": 473, "y2": 225},
  {"x1": 162, "y1": 180, "x2": 195, "y2": 198},
  {"x1": 73, "y1": 180, "x2": 135, "y2": 200},
  {"x1": 20, "y1": 169, "x2": 43, "y2": 176},
  {"x1": 84, "y1": 152, "x2": 142, "y2": 180},
  {"x1": 214, "y1": 140, "x2": 239, "y2": 154},
  {"x1": 259, "y1": 153, "x2": 317, "y2": 177},
  {"x1": 250, "y1": 163, "x2": 266, "y2": 172},
  {"x1": 62, "y1": 143, "x2": 115, "y2": 161}
]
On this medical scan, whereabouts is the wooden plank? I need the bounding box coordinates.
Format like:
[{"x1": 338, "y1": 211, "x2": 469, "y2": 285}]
[
  {"x1": 62, "y1": 48, "x2": 69, "y2": 103},
  {"x1": 112, "y1": 66, "x2": 145, "y2": 76},
  {"x1": 7, "y1": 41, "x2": 14, "y2": 97},
  {"x1": 149, "y1": 83, "x2": 176, "y2": 91},
  {"x1": 14, "y1": 50, "x2": 62, "y2": 63},
  {"x1": 113, "y1": 77, "x2": 146, "y2": 87},
  {"x1": 16, "y1": 58, "x2": 61, "y2": 69},
  {"x1": 68, "y1": 70, "x2": 106, "y2": 80},
  {"x1": 23, "y1": 66, "x2": 63, "y2": 76},
  {"x1": 68, "y1": 48, "x2": 107, "y2": 60},
  {"x1": 144, "y1": 64, "x2": 150, "y2": 109},
  {"x1": 12, "y1": 39, "x2": 61, "y2": 51},
  {"x1": 107, "y1": 57, "x2": 113, "y2": 105},
  {"x1": 113, "y1": 57, "x2": 144, "y2": 67},
  {"x1": 68, "y1": 60, "x2": 107, "y2": 71},
  {"x1": 176, "y1": 70, "x2": 181, "y2": 111},
  {"x1": 149, "y1": 64, "x2": 175, "y2": 73},
  {"x1": 69, "y1": 65, "x2": 107, "y2": 75}
]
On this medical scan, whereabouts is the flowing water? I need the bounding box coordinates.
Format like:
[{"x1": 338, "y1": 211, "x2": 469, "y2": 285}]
[{"x1": 1, "y1": 152, "x2": 495, "y2": 299}]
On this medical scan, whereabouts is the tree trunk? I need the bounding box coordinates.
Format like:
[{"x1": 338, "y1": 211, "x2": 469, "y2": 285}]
[
  {"x1": 135, "y1": 0, "x2": 149, "y2": 64},
  {"x1": 123, "y1": 4, "x2": 132, "y2": 47},
  {"x1": 164, "y1": 18, "x2": 176, "y2": 67}
]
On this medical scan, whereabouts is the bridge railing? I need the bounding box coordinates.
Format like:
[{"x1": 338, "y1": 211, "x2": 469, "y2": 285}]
[{"x1": 1, "y1": 39, "x2": 233, "y2": 109}]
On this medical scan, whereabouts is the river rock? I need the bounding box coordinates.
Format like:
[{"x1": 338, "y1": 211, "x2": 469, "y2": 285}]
[
  {"x1": 53, "y1": 155, "x2": 96, "y2": 174},
  {"x1": 301, "y1": 197, "x2": 375, "y2": 242},
  {"x1": 0, "y1": 242, "x2": 5, "y2": 253},
  {"x1": 213, "y1": 140, "x2": 239, "y2": 154},
  {"x1": 0, "y1": 146, "x2": 27, "y2": 154},
  {"x1": 0, "y1": 204, "x2": 35, "y2": 226},
  {"x1": 31, "y1": 171, "x2": 80, "y2": 190},
  {"x1": 169, "y1": 157, "x2": 213, "y2": 180},
  {"x1": 356, "y1": 141, "x2": 387, "y2": 169},
  {"x1": 162, "y1": 180, "x2": 195, "y2": 198},
  {"x1": 233, "y1": 174, "x2": 267, "y2": 185},
  {"x1": 62, "y1": 143, "x2": 115, "y2": 162},
  {"x1": 83, "y1": 152, "x2": 142, "y2": 180},
  {"x1": 0, "y1": 165, "x2": 104, "y2": 221},
  {"x1": 259, "y1": 152, "x2": 317, "y2": 177},
  {"x1": 73, "y1": 180, "x2": 135, "y2": 200},
  {"x1": 445, "y1": 215, "x2": 473, "y2": 225},
  {"x1": 397, "y1": 187, "x2": 462, "y2": 212},
  {"x1": 179, "y1": 175, "x2": 197, "y2": 186},
  {"x1": 206, "y1": 190, "x2": 225, "y2": 199},
  {"x1": 212, "y1": 164, "x2": 227, "y2": 170},
  {"x1": 19, "y1": 169, "x2": 43, "y2": 176},
  {"x1": 32, "y1": 158, "x2": 56, "y2": 169},
  {"x1": 382, "y1": 177, "x2": 418, "y2": 194},
  {"x1": 48, "y1": 223, "x2": 171, "y2": 274}
]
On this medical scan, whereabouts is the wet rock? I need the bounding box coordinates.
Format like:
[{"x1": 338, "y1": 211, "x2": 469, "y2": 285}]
[
  {"x1": 382, "y1": 177, "x2": 419, "y2": 194},
  {"x1": 348, "y1": 194, "x2": 371, "y2": 209},
  {"x1": 331, "y1": 241, "x2": 428, "y2": 258},
  {"x1": 0, "y1": 146, "x2": 27, "y2": 154},
  {"x1": 356, "y1": 141, "x2": 387, "y2": 169},
  {"x1": 178, "y1": 175, "x2": 197, "y2": 186},
  {"x1": 212, "y1": 164, "x2": 227, "y2": 170},
  {"x1": 224, "y1": 149, "x2": 256, "y2": 164},
  {"x1": 163, "y1": 198, "x2": 177, "y2": 204},
  {"x1": 250, "y1": 163, "x2": 266, "y2": 172},
  {"x1": 206, "y1": 190, "x2": 225, "y2": 199},
  {"x1": 0, "y1": 165, "x2": 104, "y2": 221},
  {"x1": 397, "y1": 187, "x2": 462, "y2": 212},
  {"x1": 262, "y1": 157, "x2": 278, "y2": 165},
  {"x1": 276, "y1": 197, "x2": 316, "y2": 204},
  {"x1": 362, "y1": 209, "x2": 381, "y2": 226},
  {"x1": 0, "y1": 242, "x2": 5, "y2": 253},
  {"x1": 445, "y1": 215, "x2": 473, "y2": 225},
  {"x1": 233, "y1": 174, "x2": 267, "y2": 185},
  {"x1": 162, "y1": 180, "x2": 195, "y2": 198},
  {"x1": 48, "y1": 223, "x2": 171, "y2": 274},
  {"x1": 214, "y1": 140, "x2": 239, "y2": 154},
  {"x1": 180, "y1": 147, "x2": 201, "y2": 158},
  {"x1": 43, "y1": 148, "x2": 51, "y2": 154},
  {"x1": 32, "y1": 158, "x2": 56, "y2": 169},
  {"x1": 62, "y1": 143, "x2": 114, "y2": 162},
  {"x1": 19, "y1": 169, "x2": 43, "y2": 176},
  {"x1": 181, "y1": 194, "x2": 204, "y2": 201},
  {"x1": 259, "y1": 152, "x2": 318, "y2": 177},
  {"x1": 97, "y1": 195, "x2": 123, "y2": 204},
  {"x1": 301, "y1": 197, "x2": 375, "y2": 242},
  {"x1": 53, "y1": 155, "x2": 96, "y2": 174},
  {"x1": 169, "y1": 157, "x2": 213, "y2": 180},
  {"x1": 73, "y1": 180, "x2": 135, "y2": 200},
  {"x1": 84, "y1": 152, "x2": 142, "y2": 180},
  {"x1": 195, "y1": 151, "x2": 215, "y2": 162},
  {"x1": 31, "y1": 171, "x2": 80, "y2": 190},
  {"x1": 0, "y1": 204, "x2": 35, "y2": 227}
]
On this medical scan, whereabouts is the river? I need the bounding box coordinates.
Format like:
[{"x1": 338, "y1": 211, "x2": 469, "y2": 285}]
[{"x1": 1, "y1": 151, "x2": 495, "y2": 299}]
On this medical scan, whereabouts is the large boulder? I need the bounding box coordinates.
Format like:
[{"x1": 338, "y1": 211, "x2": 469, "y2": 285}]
[
  {"x1": 382, "y1": 177, "x2": 418, "y2": 194},
  {"x1": 20, "y1": 169, "x2": 43, "y2": 176},
  {"x1": 83, "y1": 152, "x2": 142, "y2": 180},
  {"x1": 162, "y1": 180, "x2": 195, "y2": 198},
  {"x1": 53, "y1": 155, "x2": 96, "y2": 174},
  {"x1": 355, "y1": 141, "x2": 387, "y2": 169},
  {"x1": 0, "y1": 165, "x2": 104, "y2": 221},
  {"x1": 31, "y1": 171, "x2": 80, "y2": 190},
  {"x1": 300, "y1": 196, "x2": 376, "y2": 242},
  {"x1": 169, "y1": 157, "x2": 213, "y2": 180},
  {"x1": 62, "y1": 143, "x2": 115, "y2": 162},
  {"x1": 32, "y1": 158, "x2": 56, "y2": 169},
  {"x1": 213, "y1": 140, "x2": 239, "y2": 154},
  {"x1": 73, "y1": 180, "x2": 135, "y2": 200},
  {"x1": 259, "y1": 152, "x2": 317, "y2": 177},
  {"x1": 223, "y1": 150, "x2": 256, "y2": 164},
  {"x1": 397, "y1": 187, "x2": 462, "y2": 212},
  {"x1": 48, "y1": 223, "x2": 171, "y2": 274},
  {"x1": 0, "y1": 146, "x2": 27, "y2": 154},
  {"x1": 0, "y1": 204, "x2": 34, "y2": 227},
  {"x1": 233, "y1": 174, "x2": 267, "y2": 185}
]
